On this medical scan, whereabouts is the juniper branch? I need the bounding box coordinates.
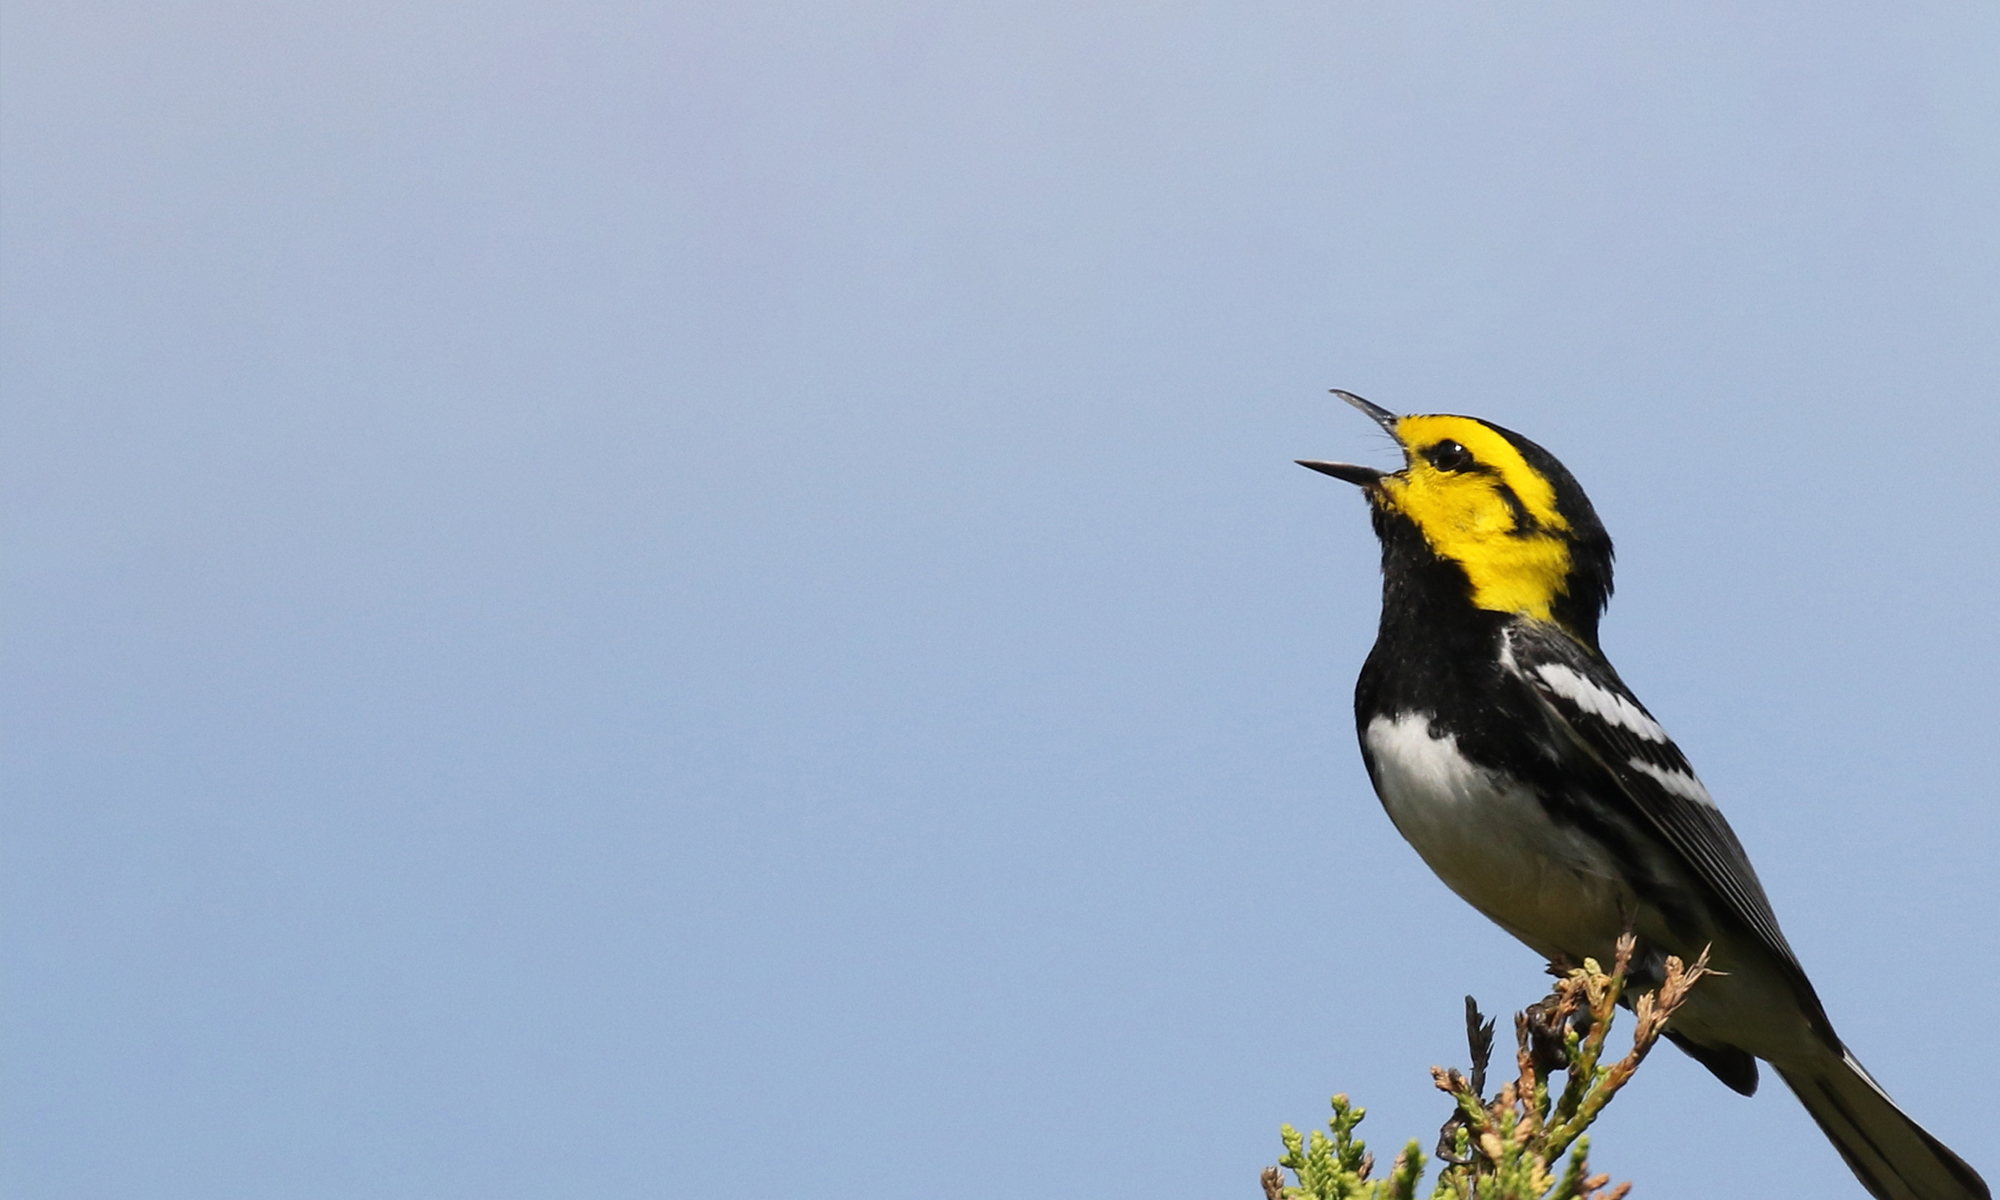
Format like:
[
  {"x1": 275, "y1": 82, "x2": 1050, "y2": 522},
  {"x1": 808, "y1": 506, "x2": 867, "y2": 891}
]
[{"x1": 1264, "y1": 941, "x2": 1709, "y2": 1200}]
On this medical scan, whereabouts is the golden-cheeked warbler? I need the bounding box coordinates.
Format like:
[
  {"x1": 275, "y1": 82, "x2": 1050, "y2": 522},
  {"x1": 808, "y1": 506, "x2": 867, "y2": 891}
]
[{"x1": 1300, "y1": 390, "x2": 1987, "y2": 1200}]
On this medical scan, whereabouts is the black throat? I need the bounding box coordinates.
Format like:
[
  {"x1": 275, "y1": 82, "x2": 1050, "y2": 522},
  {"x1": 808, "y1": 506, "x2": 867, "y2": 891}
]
[{"x1": 1356, "y1": 507, "x2": 1516, "y2": 728}]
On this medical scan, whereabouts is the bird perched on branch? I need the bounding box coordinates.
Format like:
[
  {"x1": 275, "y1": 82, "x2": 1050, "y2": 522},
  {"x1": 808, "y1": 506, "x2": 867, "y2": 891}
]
[{"x1": 1299, "y1": 390, "x2": 1987, "y2": 1200}]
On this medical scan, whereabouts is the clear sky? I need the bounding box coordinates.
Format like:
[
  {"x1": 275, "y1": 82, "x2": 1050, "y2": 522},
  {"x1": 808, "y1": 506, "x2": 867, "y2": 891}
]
[{"x1": 4, "y1": 3, "x2": 1996, "y2": 1197}]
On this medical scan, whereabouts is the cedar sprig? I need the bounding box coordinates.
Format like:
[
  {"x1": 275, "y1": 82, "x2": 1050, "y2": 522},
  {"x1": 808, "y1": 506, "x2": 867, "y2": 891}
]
[{"x1": 1265, "y1": 933, "x2": 1711, "y2": 1200}]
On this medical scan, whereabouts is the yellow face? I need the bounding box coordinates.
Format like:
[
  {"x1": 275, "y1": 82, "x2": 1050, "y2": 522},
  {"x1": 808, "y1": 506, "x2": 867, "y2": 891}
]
[{"x1": 1374, "y1": 415, "x2": 1576, "y2": 622}]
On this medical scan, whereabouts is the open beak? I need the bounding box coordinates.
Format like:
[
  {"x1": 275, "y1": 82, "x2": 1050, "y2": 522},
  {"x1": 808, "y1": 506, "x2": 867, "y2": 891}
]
[
  {"x1": 1297, "y1": 390, "x2": 1402, "y2": 486},
  {"x1": 1296, "y1": 459, "x2": 1385, "y2": 485}
]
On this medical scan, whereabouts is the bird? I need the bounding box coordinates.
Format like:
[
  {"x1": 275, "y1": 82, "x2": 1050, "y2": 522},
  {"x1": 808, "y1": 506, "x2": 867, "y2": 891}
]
[{"x1": 1297, "y1": 390, "x2": 1988, "y2": 1200}]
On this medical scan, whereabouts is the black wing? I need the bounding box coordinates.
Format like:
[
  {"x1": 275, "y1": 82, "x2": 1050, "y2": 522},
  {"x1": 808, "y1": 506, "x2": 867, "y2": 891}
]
[{"x1": 1502, "y1": 620, "x2": 1808, "y2": 982}]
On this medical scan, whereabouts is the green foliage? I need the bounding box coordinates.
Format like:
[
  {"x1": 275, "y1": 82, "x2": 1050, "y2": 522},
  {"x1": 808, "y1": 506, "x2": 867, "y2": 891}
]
[
  {"x1": 1268, "y1": 1094, "x2": 1432, "y2": 1200},
  {"x1": 1263, "y1": 935, "x2": 1708, "y2": 1200}
]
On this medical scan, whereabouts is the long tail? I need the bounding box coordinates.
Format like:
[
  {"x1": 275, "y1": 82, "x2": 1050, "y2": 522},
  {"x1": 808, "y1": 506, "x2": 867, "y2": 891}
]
[{"x1": 1776, "y1": 1046, "x2": 1989, "y2": 1200}]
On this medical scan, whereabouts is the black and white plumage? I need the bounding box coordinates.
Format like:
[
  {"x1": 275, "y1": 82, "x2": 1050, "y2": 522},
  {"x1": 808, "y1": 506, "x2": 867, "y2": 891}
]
[{"x1": 1303, "y1": 392, "x2": 1987, "y2": 1200}]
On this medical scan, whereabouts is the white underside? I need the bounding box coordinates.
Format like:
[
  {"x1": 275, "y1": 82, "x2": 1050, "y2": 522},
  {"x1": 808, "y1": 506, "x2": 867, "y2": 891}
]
[
  {"x1": 1362, "y1": 711, "x2": 1819, "y2": 1062},
  {"x1": 1364, "y1": 712, "x2": 1631, "y2": 959}
]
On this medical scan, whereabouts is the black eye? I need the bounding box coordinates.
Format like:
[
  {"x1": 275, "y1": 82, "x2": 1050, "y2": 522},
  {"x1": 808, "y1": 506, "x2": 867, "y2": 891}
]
[{"x1": 1426, "y1": 440, "x2": 1474, "y2": 472}]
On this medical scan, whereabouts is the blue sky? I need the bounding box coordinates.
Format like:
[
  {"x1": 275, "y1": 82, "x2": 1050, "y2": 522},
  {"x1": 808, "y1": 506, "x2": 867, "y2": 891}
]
[{"x1": 4, "y1": 3, "x2": 1996, "y2": 1197}]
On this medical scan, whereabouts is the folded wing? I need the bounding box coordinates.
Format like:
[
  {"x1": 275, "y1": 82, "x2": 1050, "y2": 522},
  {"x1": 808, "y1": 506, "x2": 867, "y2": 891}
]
[{"x1": 1502, "y1": 620, "x2": 1815, "y2": 1010}]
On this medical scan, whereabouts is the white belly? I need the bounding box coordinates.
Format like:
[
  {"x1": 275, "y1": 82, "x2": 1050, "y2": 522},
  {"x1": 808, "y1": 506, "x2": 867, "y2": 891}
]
[
  {"x1": 1362, "y1": 712, "x2": 1826, "y2": 1063},
  {"x1": 1363, "y1": 712, "x2": 1630, "y2": 959}
]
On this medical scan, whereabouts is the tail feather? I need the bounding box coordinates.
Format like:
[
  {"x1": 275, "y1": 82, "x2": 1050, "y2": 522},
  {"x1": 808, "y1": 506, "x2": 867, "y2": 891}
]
[{"x1": 1776, "y1": 1049, "x2": 1988, "y2": 1200}]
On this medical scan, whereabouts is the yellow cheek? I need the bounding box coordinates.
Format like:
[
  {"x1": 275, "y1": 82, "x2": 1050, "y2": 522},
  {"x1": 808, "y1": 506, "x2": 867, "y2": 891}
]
[
  {"x1": 1384, "y1": 472, "x2": 1509, "y2": 537},
  {"x1": 1380, "y1": 474, "x2": 1572, "y2": 621},
  {"x1": 1428, "y1": 486, "x2": 1516, "y2": 537},
  {"x1": 1455, "y1": 538, "x2": 1572, "y2": 621}
]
